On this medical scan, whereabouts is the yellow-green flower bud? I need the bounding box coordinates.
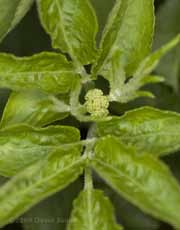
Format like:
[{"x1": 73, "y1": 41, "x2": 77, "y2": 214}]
[{"x1": 85, "y1": 89, "x2": 109, "y2": 117}]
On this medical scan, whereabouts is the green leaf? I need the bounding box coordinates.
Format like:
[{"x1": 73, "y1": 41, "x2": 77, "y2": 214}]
[
  {"x1": 93, "y1": 136, "x2": 180, "y2": 227},
  {"x1": 153, "y1": 0, "x2": 180, "y2": 91},
  {"x1": 109, "y1": 83, "x2": 180, "y2": 115},
  {"x1": 134, "y1": 34, "x2": 180, "y2": 78},
  {"x1": 0, "y1": 90, "x2": 69, "y2": 128},
  {"x1": 113, "y1": 194, "x2": 160, "y2": 230},
  {"x1": 0, "y1": 0, "x2": 34, "y2": 42},
  {"x1": 139, "y1": 75, "x2": 164, "y2": 85},
  {"x1": 97, "y1": 106, "x2": 180, "y2": 157},
  {"x1": 22, "y1": 179, "x2": 82, "y2": 230},
  {"x1": 91, "y1": 0, "x2": 115, "y2": 43},
  {"x1": 68, "y1": 189, "x2": 122, "y2": 230},
  {"x1": 93, "y1": 0, "x2": 154, "y2": 78},
  {"x1": 108, "y1": 35, "x2": 180, "y2": 103},
  {"x1": 96, "y1": 182, "x2": 160, "y2": 230},
  {"x1": 0, "y1": 124, "x2": 80, "y2": 176},
  {"x1": 0, "y1": 52, "x2": 77, "y2": 94},
  {"x1": 0, "y1": 147, "x2": 85, "y2": 228},
  {"x1": 37, "y1": 0, "x2": 98, "y2": 65}
]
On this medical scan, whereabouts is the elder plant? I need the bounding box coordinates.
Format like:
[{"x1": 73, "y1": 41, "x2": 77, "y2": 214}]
[{"x1": 0, "y1": 0, "x2": 180, "y2": 229}]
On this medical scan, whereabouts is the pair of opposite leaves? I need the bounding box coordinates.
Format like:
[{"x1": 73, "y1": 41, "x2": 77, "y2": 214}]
[{"x1": 0, "y1": 0, "x2": 180, "y2": 229}]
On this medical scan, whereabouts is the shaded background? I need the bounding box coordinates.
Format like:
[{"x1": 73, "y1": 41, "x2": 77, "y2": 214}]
[{"x1": 0, "y1": 0, "x2": 179, "y2": 229}]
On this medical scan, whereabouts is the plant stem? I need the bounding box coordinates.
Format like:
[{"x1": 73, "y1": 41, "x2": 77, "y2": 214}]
[
  {"x1": 84, "y1": 125, "x2": 96, "y2": 190},
  {"x1": 85, "y1": 167, "x2": 93, "y2": 190},
  {"x1": 62, "y1": 138, "x2": 97, "y2": 149}
]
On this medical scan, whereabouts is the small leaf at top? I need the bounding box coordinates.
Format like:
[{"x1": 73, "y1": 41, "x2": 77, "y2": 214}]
[
  {"x1": 0, "y1": 52, "x2": 78, "y2": 94},
  {"x1": 0, "y1": 147, "x2": 85, "y2": 228},
  {"x1": 68, "y1": 189, "x2": 122, "y2": 230},
  {"x1": 0, "y1": 0, "x2": 34, "y2": 42},
  {"x1": 93, "y1": 0, "x2": 154, "y2": 78},
  {"x1": 37, "y1": 0, "x2": 98, "y2": 66},
  {"x1": 134, "y1": 34, "x2": 180, "y2": 78},
  {"x1": 0, "y1": 124, "x2": 80, "y2": 176},
  {"x1": 97, "y1": 106, "x2": 180, "y2": 157},
  {"x1": 108, "y1": 35, "x2": 180, "y2": 103},
  {"x1": 93, "y1": 136, "x2": 180, "y2": 228}
]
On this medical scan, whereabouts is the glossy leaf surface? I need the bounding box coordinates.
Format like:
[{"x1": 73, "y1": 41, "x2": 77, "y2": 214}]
[
  {"x1": 0, "y1": 124, "x2": 80, "y2": 176},
  {"x1": 37, "y1": 0, "x2": 98, "y2": 65},
  {"x1": 1, "y1": 90, "x2": 69, "y2": 128},
  {"x1": 0, "y1": 52, "x2": 77, "y2": 94},
  {"x1": 107, "y1": 36, "x2": 179, "y2": 103},
  {"x1": 68, "y1": 189, "x2": 121, "y2": 230},
  {"x1": 93, "y1": 0, "x2": 154, "y2": 77},
  {"x1": 93, "y1": 136, "x2": 180, "y2": 227},
  {"x1": 97, "y1": 106, "x2": 180, "y2": 156},
  {"x1": 0, "y1": 148, "x2": 84, "y2": 227}
]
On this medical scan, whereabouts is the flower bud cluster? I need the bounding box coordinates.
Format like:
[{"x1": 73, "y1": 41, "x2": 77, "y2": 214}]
[{"x1": 85, "y1": 89, "x2": 109, "y2": 117}]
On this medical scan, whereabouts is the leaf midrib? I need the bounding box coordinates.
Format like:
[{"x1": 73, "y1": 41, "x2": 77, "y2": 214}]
[
  {"x1": 0, "y1": 70, "x2": 74, "y2": 76},
  {"x1": 98, "y1": 0, "x2": 129, "y2": 73},
  {"x1": 0, "y1": 158, "x2": 84, "y2": 227},
  {"x1": 93, "y1": 157, "x2": 180, "y2": 224},
  {"x1": 86, "y1": 189, "x2": 94, "y2": 230},
  {"x1": 55, "y1": 0, "x2": 78, "y2": 64},
  {"x1": 0, "y1": 157, "x2": 84, "y2": 203}
]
